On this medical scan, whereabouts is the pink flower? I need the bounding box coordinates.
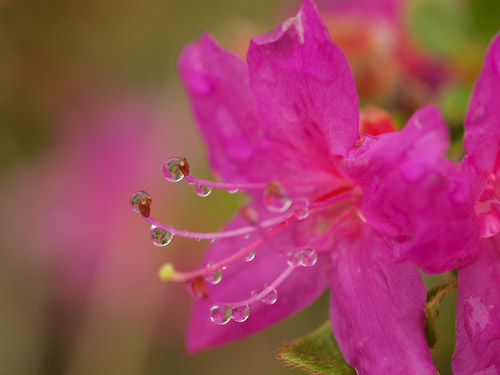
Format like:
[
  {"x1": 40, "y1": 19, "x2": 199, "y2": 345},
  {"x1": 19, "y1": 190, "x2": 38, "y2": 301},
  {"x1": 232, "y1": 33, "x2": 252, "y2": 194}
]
[
  {"x1": 134, "y1": 1, "x2": 473, "y2": 373},
  {"x1": 448, "y1": 33, "x2": 500, "y2": 375}
]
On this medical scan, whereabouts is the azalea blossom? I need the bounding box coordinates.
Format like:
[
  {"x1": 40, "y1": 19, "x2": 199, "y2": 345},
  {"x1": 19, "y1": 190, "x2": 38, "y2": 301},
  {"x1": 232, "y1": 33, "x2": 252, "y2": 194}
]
[{"x1": 131, "y1": 1, "x2": 474, "y2": 373}]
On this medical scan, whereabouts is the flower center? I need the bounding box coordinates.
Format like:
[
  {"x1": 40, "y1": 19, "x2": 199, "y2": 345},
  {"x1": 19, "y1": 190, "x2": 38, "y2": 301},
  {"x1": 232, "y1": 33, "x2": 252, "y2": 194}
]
[{"x1": 131, "y1": 156, "x2": 359, "y2": 325}]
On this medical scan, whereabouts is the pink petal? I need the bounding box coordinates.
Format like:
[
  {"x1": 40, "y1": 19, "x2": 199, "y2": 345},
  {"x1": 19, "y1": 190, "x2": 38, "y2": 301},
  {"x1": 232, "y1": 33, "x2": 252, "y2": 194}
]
[
  {"x1": 329, "y1": 229, "x2": 435, "y2": 375},
  {"x1": 346, "y1": 105, "x2": 478, "y2": 273},
  {"x1": 247, "y1": 0, "x2": 359, "y2": 159},
  {"x1": 179, "y1": 32, "x2": 342, "y2": 194},
  {"x1": 464, "y1": 33, "x2": 500, "y2": 180},
  {"x1": 186, "y1": 205, "x2": 331, "y2": 353},
  {"x1": 453, "y1": 236, "x2": 500, "y2": 375},
  {"x1": 178, "y1": 33, "x2": 263, "y2": 182}
]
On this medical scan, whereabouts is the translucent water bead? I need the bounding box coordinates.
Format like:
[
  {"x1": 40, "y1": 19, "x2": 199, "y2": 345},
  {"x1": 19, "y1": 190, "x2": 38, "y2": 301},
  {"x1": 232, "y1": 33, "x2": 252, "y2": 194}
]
[
  {"x1": 245, "y1": 249, "x2": 256, "y2": 262},
  {"x1": 195, "y1": 184, "x2": 212, "y2": 197},
  {"x1": 210, "y1": 305, "x2": 231, "y2": 325},
  {"x1": 149, "y1": 225, "x2": 174, "y2": 246},
  {"x1": 287, "y1": 248, "x2": 318, "y2": 267},
  {"x1": 231, "y1": 305, "x2": 250, "y2": 323},
  {"x1": 294, "y1": 198, "x2": 310, "y2": 220},
  {"x1": 163, "y1": 157, "x2": 186, "y2": 182},
  {"x1": 130, "y1": 190, "x2": 151, "y2": 214},
  {"x1": 252, "y1": 285, "x2": 278, "y2": 305},
  {"x1": 263, "y1": 181, "x2": 292, "y2": 213},
  {"x1": 205, "y1": 263, "x2": 222, "y2": 285}
]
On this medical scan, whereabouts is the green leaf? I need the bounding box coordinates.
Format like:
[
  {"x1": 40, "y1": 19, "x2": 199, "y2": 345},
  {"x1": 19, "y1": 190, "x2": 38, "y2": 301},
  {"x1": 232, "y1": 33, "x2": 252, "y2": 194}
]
[
  {"x1": 425, "y1": 281, "x2": 457, "y2": 348},
  {"x1": 278, "y1": 322, "x2": 356, "y2": 375}
]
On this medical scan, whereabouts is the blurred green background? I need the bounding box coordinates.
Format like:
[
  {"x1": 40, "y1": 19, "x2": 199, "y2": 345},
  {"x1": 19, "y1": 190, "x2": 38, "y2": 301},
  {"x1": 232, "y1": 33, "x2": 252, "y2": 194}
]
[{"x1": 0, "y1": 0, "x2": 498, "y2": 374}]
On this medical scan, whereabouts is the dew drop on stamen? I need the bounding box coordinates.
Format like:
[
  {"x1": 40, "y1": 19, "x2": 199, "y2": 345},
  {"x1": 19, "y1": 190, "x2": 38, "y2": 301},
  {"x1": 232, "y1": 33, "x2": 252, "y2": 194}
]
[
  {"x1": 286, "y1": 250, "x2": 303, "y2": 267},
  {"x1": 149, "y1": 225, "x2": 174, "y2": 246},
  {"x1": 195, "y1": 184, "x2": 212, "y2": 197},
  {"x1": 227, "y1": 188, "x2": 239, "y2": 194},
  {"x1": 261, "y1": 284, "x2": 278, "y2": 305},
  {"x1": 294, "y1": 198, "x2": 310, "y2": 220},
  {"x1": 263, "y1": 181, "x2": 292, "y2": 213},
  {"x1": 231, "y1": 305, "x2": 250, "y2": 323},
  {"x1": 205, "y1": 263, "x2": 222, "y2": 285},
  {"x1": 287, "y1": 248, "x2": 317, "y2": 267},
  {"x1": 163, "y1": 157, "x2": 184, "y2": 182},
  {"x1": 245, "y1": 249, "x2": 256, "y2": 262},
  {"x1": 244, "y1": 233, "x2": 250, "y2": 240},
  {"x1": 208, "y1": 238, "x2": 216, "y2": 244},
  {"x1": 301, "y1": 248, "x2": 317, "y2": 267},
  {"x1": 209, "y1": 305, "x2": 231, "y2": 325},
  {"x1": 130, "y1": 191, "x2": 149, "y2": 213}
]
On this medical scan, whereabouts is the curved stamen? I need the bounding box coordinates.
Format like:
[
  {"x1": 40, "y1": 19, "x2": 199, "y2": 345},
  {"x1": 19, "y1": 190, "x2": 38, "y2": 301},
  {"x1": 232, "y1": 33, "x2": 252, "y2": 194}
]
[
  {"x1": 161, "y1": 215, "x2": 298, "y2": 282},
  {"x1": 144, "y1": 214, "x2": 288, "y2": 241},
  {"x1": 142, "y1": 191, "x2": 353, "y2": 242},
  {"x1": 308, "y1": 192, "x2": 353, "y2": 209},
  {"x1": 216, "y1": 265, "x2": 297, "y2": 307},
  {"x1": 185, "y1": 174, "x2": 267, "y2": 191}
]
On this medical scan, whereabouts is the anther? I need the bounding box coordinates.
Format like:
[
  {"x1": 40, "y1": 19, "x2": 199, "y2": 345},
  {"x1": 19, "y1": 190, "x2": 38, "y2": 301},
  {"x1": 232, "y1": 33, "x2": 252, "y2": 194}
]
[
  {"x1": 178, "y1": 157, "x2": 190, "y2": 176},
  {"x1": 189, "y1": 276, "x2": 209, "y2": 298},
  {"x1": 158, "y1": 263, "x2": 175, "y2": 281},
  {"x1": 139, "y1": 195, "x2": 152, "y2": 217}
]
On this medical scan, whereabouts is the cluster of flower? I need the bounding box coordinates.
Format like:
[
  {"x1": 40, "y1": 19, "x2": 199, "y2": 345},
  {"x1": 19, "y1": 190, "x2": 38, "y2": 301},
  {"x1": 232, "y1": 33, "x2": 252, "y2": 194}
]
[{"x1": 131, "y1": 1, "x2": 500, "y2": 374}]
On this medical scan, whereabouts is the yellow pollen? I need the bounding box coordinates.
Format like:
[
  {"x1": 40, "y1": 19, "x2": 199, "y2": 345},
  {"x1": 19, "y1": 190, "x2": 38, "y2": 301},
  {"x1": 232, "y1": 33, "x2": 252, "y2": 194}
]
[{"x1": 158, "y1": 263, "x2": 175, "y2": 281}]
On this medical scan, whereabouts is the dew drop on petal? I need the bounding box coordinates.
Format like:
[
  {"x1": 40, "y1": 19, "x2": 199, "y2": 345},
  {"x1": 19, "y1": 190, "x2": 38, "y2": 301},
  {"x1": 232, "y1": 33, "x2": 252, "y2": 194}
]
[
  {"x1": 149, "y1": 225, "x2": 174, "y2": 246},
  {"x1": 261, "y1": 284, "x2": 278, "y2": 305},
  {"x1": 163, "y1": 157, "x2": 184, "y2": 182},
  {"x1": 301, "y1": 248, "x2": 317, "y2": 267},
  {"x1": 195, "y1": 184, "x2": 212, "y2": 197},
  {"x1": 294, "y1": 198, "x2": 310, "y2": 220},
  {"x1": 245, "y1": 249, "x2": 256, "y2": 262},
  {"x1": 263, "y1": 181, "x2": 292, "y2": 213},
  {"x1": 205, "y1": 263, "x2": 222, "y2": 285},
  {"x1": 130, "y1": 190, "x2": 149, "y2": 213},
  {"x1": 231, "y1": 305, "x2": 250, "y2": 323},
  {"x1": 209, "y1": 305, "x2": 231, "y2": 325}
]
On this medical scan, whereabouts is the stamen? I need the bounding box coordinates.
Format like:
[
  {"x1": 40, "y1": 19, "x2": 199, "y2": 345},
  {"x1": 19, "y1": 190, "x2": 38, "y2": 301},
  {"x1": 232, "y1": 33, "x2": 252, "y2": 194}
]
[
  {"x1": 185, "y1": 174, "x2": 267, "y2": 193},
  {"x1": 162, "y1": 215, "x2": 298, "y2": 283},
  {"x1": 308, "y1": 192, "x2": 353, "y2": 209},
  {"x1": 144, "y1": 214, "x2": 287, "y2": 242}
]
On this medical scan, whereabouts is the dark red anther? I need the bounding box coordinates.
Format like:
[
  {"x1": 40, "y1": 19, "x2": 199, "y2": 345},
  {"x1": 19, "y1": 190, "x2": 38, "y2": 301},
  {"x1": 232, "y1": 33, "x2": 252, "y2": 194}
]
[
  {"x1": 189, "y1": 276, "x2": 209, "y2": 299},
  {"x1": 138, "y1": 195, "x2": 152, "y2": 217},
  {"x1": 178, "y1": 157, "x2": 190, "y2": 176}
]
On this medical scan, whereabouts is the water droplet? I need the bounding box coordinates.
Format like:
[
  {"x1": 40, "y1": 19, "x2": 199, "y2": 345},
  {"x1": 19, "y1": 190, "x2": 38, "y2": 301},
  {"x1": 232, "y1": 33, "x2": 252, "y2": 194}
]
[
  {"x1": 251, "y1": 290, "x2": 259, "y2": 298},
  {"x1": 195, "y1": 184, "x2": 212, "y2": 197},
  {"x1": 287, "y1": 250, "x2": 303, "y2": 267},
  {"x1": 287, "y1": 248, "x2": 317, "y2": 267},
  {"x1": 149, "y1": 226, "x2": 173, "y2": 246},
  {"x1": 301, "y1": 248, "x2": 317, "y2": 267},
  {"x1": 209, "y1": 305, "x2": 231, "y2": 325},
  {"x1": 130, "y1": 190, "x2": 149, "y2": 213},
  {"x1": 261, "y1": 284, "x2": 278, "y2": 305},
  {"x1": 245, "y1": 250, "x2": 256, "y2": 262},
  {"x1": 205, "y1": 263, "x2": 222, "y2": 285},
  {"x1": 163, "y1": 157, "x2": 184, "y2": 182},
  {"x1": 263, "y1": 181, "x2": 292, "y2": 213},
  {"x1": 294, "y1": 198, "x2": 310, "y2": 220},
  {"x1": 196, "y1": 237, "x2": 201, "y2": 241},
  {"x1": 208, "y1": 238, "x2": 216, "y2": 244},
  {"x1": 227, "y1": 188, "x2": 239, "y2": 194},
  {"x1": 244, "y1": 233, "x2": 250, "y2": 240},
  {"x1": 231, "y1": 305, "x2": 250, "y2": 323}
]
